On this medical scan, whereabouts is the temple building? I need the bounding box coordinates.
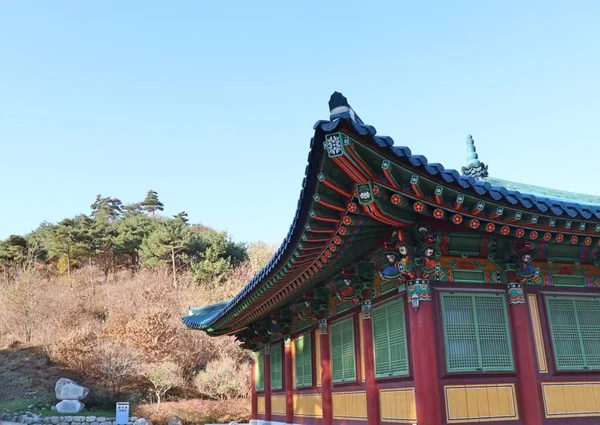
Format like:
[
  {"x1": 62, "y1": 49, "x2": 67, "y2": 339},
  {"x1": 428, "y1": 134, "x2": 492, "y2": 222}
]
[{"x1": 183, "y1": 93, "x2": 600, "y2": 425}]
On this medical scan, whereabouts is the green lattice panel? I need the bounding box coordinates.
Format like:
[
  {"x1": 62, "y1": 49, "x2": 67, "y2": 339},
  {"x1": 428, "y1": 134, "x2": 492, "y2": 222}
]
[
  {"x1": 271, "y1": 344, "x2": 283, "y2": 390},
  {"x1": 330, "y1": 318, "x2": 356, "y2": 383},
  {"x1": 373, "y1": 299, "x2": 409, "y2": 378},
  {"x1": 441, "y1": 292, "x2": 514, "y2": 372},
  {"x1": 295, "y1": 334, "x2": 312, "y2": 388},
  {"x1": 255, "y1": 351, "x2": 264, "y2": 391},
  {"x1": 546, "y1": 297, "x2": 600, "y2": 370}
]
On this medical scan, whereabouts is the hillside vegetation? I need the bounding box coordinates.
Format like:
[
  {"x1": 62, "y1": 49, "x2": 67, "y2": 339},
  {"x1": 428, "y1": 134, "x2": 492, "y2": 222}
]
[{"x1": 0, "y1": 190, "x2": 275, "y2": 423}]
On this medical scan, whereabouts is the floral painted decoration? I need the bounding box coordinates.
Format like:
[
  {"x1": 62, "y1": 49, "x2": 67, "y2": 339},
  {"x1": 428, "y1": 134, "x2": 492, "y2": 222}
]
[
  {"x1": 515, "y1": 229, "x2": 525, "y2": 238},
  {"x1": 413, "y1": 202, "x2": 424, "y2": 212},
  {"x1": 485, "y1": 223, "x2": 496, "y2": 232},
  {"x1": 556, "y1": 233, "x2": 564, "y2": 243},
  {"x1": 470, "y1": 219, "x2": 480, "y2": 229},
  {"x1": 501, "y1": 226, "x2": 511, "y2": 235},
  {"x1": 452, "y1": 214, "x2": 463, "y2": 225},
  {"x1": 433, "y1": 208, "x2": 444, "y2": 219}
]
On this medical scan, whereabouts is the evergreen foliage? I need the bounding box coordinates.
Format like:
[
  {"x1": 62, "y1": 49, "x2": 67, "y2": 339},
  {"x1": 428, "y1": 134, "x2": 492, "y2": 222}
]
[
  {"x1": 142, "y1": 190, "x2": 165, "y2": 215},
  {"x1": 0, "y1": 191, "x2": 248, "y2": 284}
]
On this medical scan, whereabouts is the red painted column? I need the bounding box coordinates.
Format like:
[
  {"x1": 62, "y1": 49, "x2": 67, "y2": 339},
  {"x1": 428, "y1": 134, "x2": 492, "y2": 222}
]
[
  {"x1": 407, "y1": 282, "x2": 443, "y2": 425},
  {"x1": 284, "y1": 337, "x2": 294, "y2": 424},
  {"x1": 264, "y1": 345, "x2": 272, "y2": 421},
  {"x1": 508, "y1": 284, "x2": 543, "y2": 425},
  {"x1": 251, "y1": 356, "x2": 258, "y2": 420},
  {"x1": 319, "y1": 319, "x2": 333, "y2": 425},
  {"x1": 361, "y1": 301, "x2": 380, "y2": 425}
]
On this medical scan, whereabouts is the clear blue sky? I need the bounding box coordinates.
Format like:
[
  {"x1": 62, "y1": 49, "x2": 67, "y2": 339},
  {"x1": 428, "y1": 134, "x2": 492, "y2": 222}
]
[{"x1": 1, "y1": 1, "x2": 599, "y2": 245}]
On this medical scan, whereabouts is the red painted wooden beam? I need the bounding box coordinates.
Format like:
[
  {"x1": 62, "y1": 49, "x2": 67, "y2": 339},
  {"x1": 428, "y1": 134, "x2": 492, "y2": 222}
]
[
  {"x1": 509, "y1": 290, "x2": 544, "y2": 425},
  {"x1": 284, "y1": 339, "x2": 294, "y2": 424},
  {"x1": 319, "y1": 320, "x2": 333, "y2": 425},
  {"x1": 361, "y1": 302, "x2": 380, "y2": 425},
  {"x1": 251, "y1": 357, "x2": 257, "y2": 420},
  {"x1": 264, "y1": 347, "x2": 272, "y2": 421},
  {"x1": 408, "y1": 299, "x2": 443, "y2": 425}
]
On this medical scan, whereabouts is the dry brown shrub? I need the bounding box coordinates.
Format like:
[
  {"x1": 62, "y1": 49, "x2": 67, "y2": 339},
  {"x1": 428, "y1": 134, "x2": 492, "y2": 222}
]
[
  {"x1": 0, "y1": 262, "x2": 254, "y2": 403},
  {"x1": 135, "y1": 398, "x2": 250, "y2": 425},
  {"x1": 194, "y1": 355, "x2": 251, "y2": 401}
]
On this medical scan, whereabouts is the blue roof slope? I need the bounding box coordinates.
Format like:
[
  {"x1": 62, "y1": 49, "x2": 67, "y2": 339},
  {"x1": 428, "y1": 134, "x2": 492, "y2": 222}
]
[
  {"x1": 182, "y1": 97, "x2": 600, "y2": 334},
  {"x1": 323, "y1": 112, "x2": 600, "y2": 219}
]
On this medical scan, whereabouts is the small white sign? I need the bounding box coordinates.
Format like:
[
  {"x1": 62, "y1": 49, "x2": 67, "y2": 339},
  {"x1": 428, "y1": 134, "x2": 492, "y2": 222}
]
[{"x1": 116, "y1": 402, "x2": 129, "y2": 425}]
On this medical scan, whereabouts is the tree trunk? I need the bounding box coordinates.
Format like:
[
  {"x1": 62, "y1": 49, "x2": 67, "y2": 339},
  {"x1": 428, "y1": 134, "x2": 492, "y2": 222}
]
[
  {"x1": 67, "y1": 253, "x2": 72, "y2": 278},
  {"x1": 171, "y1": 247, "x2": 177, "y2": 287}
]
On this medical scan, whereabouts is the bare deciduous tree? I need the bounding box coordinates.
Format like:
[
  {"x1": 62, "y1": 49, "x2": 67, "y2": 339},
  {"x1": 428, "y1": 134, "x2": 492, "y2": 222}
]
[
  {"x1": 95, "y1": 341, "x2": 141, "y2": 398},
  {"x1": 145, "y1": 361, "x2": 182, "y2": 410}
]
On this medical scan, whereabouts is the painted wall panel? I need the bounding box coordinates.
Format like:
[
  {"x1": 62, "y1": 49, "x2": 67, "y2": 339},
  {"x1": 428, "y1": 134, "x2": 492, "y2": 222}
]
[
  {"x1": 444, "y1": 384, "x2": 519, "y2": 423},
  {"x1": 527, "y1": 293, "x2": 548, "y2": 373},
  {"x1": 379, "y1": 388, "x2": 417, "y2": 423},
  {"x1": 293, "y1": 394, "x2": 322, "y2": 418},
  {"x1": 332, "y1": 391, "x2": 367, "y2": 420},
  {"x1": 257, "y1": 396, "x2": 265, "y2": 415},
  {"x1": 271, "y1": 395, "x2": 286, "y2": 415},
  {"x1": 543, "y1": 382, "x2": 600, "y2": 418}
]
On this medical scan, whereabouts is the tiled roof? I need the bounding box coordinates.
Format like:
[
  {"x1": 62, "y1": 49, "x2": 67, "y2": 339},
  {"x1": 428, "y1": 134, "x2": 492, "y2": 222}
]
[{"x1": 182, "y1": 94, "x2": 600, "y2": 332}]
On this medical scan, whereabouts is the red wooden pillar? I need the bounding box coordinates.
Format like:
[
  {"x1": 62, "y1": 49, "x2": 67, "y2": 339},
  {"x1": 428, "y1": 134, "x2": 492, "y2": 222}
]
[
  {"x1": 251, "y1": 355, "x2": 258, "y2": 420},
  {"x1": 407, "y1": 280, "x2": 443, "y2": 425},
  {"x1": 507, "y1": 284, "x2": 543, "y2": 425},
  {"x1": 319, "y1": 318, "x2": 333, "y2": 425},
  {"x1": 264, "y1": 344, "x2": 272, "y2": 421},
  {"x1": 361, "y1": 300, "x2": 380, "y2": 425},
  {"x1": 284, "y1": 337, "x2": 294, "y2": 424}
]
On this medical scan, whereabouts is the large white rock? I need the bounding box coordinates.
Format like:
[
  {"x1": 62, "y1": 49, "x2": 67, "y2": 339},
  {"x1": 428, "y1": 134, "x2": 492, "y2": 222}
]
[
  {"x1": 55, "y1": 400, "x2": 85, "y2": 414},
  {"x1": 55, "y1": 378, "x2": 89, "y2": 401},
  {"x1": 133, "y1": 419, "x2": 152, "y2": 425}
]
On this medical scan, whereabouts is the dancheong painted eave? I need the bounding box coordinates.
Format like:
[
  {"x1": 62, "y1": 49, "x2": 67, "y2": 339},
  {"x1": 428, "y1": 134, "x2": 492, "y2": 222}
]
[{"x1": 183, "y1": 91, "x2": 600, "y2": 335}]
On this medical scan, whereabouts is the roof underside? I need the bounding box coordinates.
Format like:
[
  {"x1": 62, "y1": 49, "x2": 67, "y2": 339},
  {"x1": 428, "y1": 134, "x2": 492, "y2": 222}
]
[{"x1": 183, "y1": 92, "x2": 600, "y2": 335}]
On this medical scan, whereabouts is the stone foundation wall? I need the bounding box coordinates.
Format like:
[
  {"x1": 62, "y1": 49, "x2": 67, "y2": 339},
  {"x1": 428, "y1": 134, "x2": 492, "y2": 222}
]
[{"x1": 0, "y1": 414, "x2": 146, "y2": 425}]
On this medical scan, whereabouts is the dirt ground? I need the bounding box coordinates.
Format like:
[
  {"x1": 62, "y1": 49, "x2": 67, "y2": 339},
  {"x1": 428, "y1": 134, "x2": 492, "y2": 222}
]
[{"x1": 0, "y1": 346, "x2": 83, "y2": 402}]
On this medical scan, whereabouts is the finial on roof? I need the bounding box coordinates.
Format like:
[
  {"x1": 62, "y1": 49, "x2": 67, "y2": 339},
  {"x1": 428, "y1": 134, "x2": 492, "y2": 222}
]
[
  {"x1": 461, "y1": 134, "x2": 489, "y2": 179},
  {"x1": 465, "y1": 134, "x2": 480, "y2": 166},
  {"x1": 328, "y1": 91, "x2": 363, "y2": 124}
]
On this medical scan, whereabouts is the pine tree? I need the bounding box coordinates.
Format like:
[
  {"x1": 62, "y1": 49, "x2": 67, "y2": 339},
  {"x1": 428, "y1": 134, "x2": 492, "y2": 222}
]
[
  {"x1": 173, "y1": 211, "x2": 189, "y2": 224},
  {"x1": 141, "y1": 218, "x2": 191, "y2": 286},
  {"x1": 91, "y1": 194, "x2": 123, "y2": 222},
  {"x1": 142, "y1": 190, "x2": 164, "y2": 216}
]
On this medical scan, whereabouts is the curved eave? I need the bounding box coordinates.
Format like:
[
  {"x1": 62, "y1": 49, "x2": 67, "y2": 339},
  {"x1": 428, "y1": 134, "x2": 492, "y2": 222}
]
[
  {"x1": 182, "y1": 99, "x2": 600, "y2": 335},
  {"x1": 332, "y1": 112, "x2": 600, "y2": 220}
]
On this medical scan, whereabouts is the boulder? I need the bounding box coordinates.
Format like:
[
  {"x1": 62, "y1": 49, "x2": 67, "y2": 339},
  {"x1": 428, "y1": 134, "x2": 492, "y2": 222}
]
[
  {"x1": 133, "y1": 419, "x2": 152, "y2": 425},
  {"x1": 55, "y1": 400, "x2": 85, "y2": 414},
  {"x1": 55, "y1": 378, "x2": 89, "y2": 401},
  {"x1": 167, "y1": 417, "x2": 182, "y2": 425}
]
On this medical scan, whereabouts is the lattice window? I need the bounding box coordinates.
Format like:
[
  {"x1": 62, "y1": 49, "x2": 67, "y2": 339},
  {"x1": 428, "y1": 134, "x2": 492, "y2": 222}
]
[
  {"x1": 372, "y1": 299, "x2": 409, "y2": 378},
  {"x1": 441, "y1": 292, "x2": 514, "y2": 372},
  {"x1": 255, "y1": 350, "x2": 264, "y2": 391},
  {"x1": 330, "y1": 317, "x2": 356, "y2": 383},
  {"x1": 270, "y1": 344, "x2": 283, "y2": 390},
  {"x1": 294, "y1": 334, "x2": 312, "y2": 388},
  {"x1": 546, "y1": 296, "x2": 600, "y2": 370}
]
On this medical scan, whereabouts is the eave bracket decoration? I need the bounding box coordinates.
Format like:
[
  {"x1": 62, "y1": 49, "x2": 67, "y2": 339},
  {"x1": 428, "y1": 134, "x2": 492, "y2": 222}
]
[
  {"x1": 327, "y1": 260, "x2": 378, "y2": 305},
  {"x1": 375, "y1": 223, "x2": 444, "y2": 294},
  {"x1": 507, "y1": 283, "x2": 525, "y2": 304}
]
